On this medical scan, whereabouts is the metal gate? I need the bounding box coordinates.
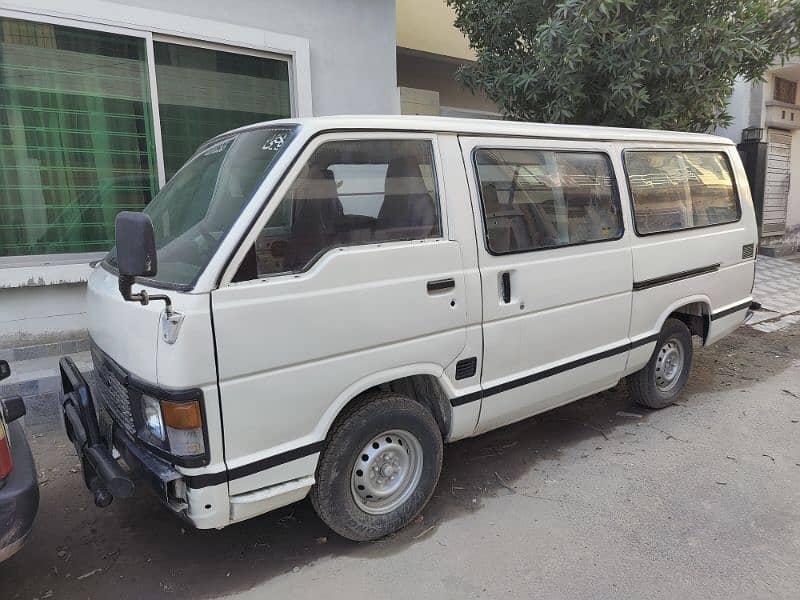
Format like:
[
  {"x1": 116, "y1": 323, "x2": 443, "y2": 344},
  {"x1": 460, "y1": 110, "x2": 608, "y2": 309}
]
[{"x1": 762, "y1": 129, "x2": 792, "y2": 237}]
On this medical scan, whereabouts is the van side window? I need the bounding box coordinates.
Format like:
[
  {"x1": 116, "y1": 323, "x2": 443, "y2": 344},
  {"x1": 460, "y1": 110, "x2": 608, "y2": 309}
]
[
  {"x1": 624, "y1": 151, "x2": 740, "y2": 235},
  {"x1": 251, "y1": 139, "x2": 441, "y2": 277},
  {"x1": 474, "y1": 149, "x2": 622, "y2": 254}
]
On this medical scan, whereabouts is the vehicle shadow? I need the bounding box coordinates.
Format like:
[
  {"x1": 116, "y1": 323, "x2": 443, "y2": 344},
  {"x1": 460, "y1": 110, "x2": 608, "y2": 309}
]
[{"x1": 2, "y1": 325, "x2": 794, "y2": 599}]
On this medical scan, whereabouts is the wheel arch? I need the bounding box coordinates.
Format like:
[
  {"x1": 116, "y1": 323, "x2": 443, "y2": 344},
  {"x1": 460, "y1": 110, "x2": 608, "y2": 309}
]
[
  {"x1": 655, "y1": 294, "x2": 713, "y2": 344},
  {"x1": 315, "y1": 364, "x2": 454, "y2": 443}
]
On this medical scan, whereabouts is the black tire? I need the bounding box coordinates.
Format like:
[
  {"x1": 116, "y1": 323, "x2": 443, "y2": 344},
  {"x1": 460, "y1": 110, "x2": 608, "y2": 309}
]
[
  {"x1": 310, "y1": 392, "x2": 443, "y2": 542},
  {"x1": 627, "y1": 318, "x2": 693, "y2": 409}
]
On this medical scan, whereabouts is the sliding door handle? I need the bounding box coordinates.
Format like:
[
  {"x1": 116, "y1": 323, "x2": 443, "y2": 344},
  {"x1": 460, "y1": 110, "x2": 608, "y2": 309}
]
[
  {"x1": 427, "y1": 278, "x2": 455, "y2": 293},
  {"x1": 501, "y1": 271, "x2": 511, "y2": 303}
]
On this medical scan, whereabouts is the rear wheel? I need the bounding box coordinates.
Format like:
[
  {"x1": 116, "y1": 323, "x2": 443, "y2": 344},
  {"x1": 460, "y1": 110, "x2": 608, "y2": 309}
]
[
  {"x1": 310, "y1": 392, "x2": 443, "y2": 541},
  {"x1": 627, "y1": 318, "x2": 693, "y2": 409}
]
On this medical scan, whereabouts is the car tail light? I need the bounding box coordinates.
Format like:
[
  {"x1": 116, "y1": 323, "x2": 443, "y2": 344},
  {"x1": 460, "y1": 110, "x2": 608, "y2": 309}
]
[{"x1": 0, "y1": 419, "x2": 12, "y2": 480}]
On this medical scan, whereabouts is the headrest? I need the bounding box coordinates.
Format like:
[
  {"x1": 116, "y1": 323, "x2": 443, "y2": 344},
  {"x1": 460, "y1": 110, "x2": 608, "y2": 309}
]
[
  {"x1": 295, "y1": 166, "x2": 339, "y2": 201},
  {"x1": 385, "y1": 157, "x2": 428, "y2": 197}
]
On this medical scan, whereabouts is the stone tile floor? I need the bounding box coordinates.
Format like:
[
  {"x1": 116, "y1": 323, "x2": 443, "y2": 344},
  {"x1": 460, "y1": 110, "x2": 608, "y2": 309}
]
[
  {"x1": 752, "y1": 255, "x2": 800, "y2": 315},
  {"x1": 750, "y1": 254, "x2": 800, "y2": 332}
]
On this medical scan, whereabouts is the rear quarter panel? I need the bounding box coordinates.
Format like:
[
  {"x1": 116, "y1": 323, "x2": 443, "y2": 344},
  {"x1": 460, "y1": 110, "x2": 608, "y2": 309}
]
[{"x1": 625, "y1": 144, "x2": 757, "y2": 372}]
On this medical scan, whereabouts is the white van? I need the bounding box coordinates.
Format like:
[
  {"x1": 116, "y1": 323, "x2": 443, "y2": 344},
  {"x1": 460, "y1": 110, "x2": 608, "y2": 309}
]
[{"x1": 60, "y1": 116, "x2": 757, "y2": 541}]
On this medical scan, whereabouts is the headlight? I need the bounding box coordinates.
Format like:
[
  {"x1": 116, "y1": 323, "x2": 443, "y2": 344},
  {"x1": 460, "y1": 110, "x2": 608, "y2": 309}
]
[
  {"x1": 161, "y1": 400, "x2": 205, "y2": 456},
  {"x1": 141, "y1": 394, "x2": 165, "y2": 441},
  {"x1": 138, "y1": 394, "x2": 205, "y2": 458}
]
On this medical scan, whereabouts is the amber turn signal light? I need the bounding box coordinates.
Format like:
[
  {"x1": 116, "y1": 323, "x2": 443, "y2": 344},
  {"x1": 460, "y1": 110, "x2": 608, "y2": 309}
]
[{"x1": 160, "y1": 399, "x2": 202, "y2": 430}]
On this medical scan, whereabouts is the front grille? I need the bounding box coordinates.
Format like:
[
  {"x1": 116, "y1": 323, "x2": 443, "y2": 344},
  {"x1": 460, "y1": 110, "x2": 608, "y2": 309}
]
[{"x1": 91, "y1": 343, "x2": 136, "y2": 436}]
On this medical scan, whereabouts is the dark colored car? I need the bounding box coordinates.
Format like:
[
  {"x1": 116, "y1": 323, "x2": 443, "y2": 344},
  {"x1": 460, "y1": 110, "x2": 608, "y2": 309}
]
[{"x1": 0, "y1": 360, "x2": 39, "y2": 563}]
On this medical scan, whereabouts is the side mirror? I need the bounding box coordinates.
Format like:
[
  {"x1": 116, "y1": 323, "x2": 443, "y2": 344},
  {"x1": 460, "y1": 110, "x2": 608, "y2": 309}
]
[
  {"x1": 0, "y1": 360, "x2": 9, "y2": 382},
  {"x1": 115, "y1": 211, "x2": 157, "y2": 300}
]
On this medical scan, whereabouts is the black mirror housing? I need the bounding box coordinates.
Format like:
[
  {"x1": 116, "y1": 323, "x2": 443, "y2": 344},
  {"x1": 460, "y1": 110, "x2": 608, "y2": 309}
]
[
  {"x1": 0, "y1": 360, "x2": 9, "y2": 382},
  {"x1": 115, "y1": 211, "x2": 157, "y2": 279}
]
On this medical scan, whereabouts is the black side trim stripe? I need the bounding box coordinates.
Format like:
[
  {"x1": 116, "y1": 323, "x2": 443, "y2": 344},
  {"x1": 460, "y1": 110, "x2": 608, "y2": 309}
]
[
  {"x1": 451, "y1": 333, "x2": 659, "y2": 407},
  {"x1": 185, "y1": 441, "x2": 325, "y2": 489},
  {"x1": 711, "y1": 299, "x2": 752, "y2": 321},
  {"x1": 633, "y1": 264, "x2": 720, "y2": 291},
  {"x1": 451, "y1": 390, "x2": 482, "y2": 408}
]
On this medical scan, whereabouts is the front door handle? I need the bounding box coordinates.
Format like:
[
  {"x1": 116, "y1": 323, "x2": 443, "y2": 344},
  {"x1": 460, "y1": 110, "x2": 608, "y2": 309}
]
[
  {"x1": 427, "y1": 278, "x2": 455, "y2": 293},
  {"x1": 501, "y1": 271, "x2": 511, "y2": 303}
]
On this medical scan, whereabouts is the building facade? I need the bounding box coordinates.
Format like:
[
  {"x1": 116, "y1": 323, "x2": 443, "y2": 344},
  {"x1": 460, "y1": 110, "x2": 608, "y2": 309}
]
[
  {"x1": 718, "y1": 58, "x2": 800, "y2": 256},
  {"x1": 396, "y1": 0, "x2": 499, "y2": 119},
  {"x1": 0, "y1": 0, "x2": 397, "y2": 353}
]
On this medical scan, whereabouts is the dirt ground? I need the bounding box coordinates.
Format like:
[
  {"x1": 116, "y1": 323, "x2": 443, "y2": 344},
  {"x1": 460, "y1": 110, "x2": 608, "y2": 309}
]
[{"x1": 2, "y1": 323, "x2": 799, "y2": 600}]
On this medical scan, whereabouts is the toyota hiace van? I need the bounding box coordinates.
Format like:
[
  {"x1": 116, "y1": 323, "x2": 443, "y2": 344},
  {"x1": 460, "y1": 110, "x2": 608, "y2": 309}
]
[{"x1": 61, "y1": 116, "x2": 757, "y2": 541}]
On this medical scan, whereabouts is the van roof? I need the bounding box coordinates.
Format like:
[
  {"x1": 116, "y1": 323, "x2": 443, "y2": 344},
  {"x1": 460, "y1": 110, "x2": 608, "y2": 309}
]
[{"x1": 227, "y1": 115, "x2": 734, "y2": 146}]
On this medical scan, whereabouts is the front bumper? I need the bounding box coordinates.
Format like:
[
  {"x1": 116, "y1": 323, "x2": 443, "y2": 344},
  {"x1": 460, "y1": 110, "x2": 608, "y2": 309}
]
[
  {"x1": 59, "y1": 357, "x2": 185, "y2": 511},
  {"x1": 0, "y1": 420, "x2": 39, "y2": 563}
]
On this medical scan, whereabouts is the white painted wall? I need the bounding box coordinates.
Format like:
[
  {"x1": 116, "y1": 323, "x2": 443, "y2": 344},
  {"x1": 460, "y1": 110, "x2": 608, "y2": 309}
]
[
  {"x1": 716, "y1": 78, "x2": 756, "y2": 142},
  {"x1": 0, "y1": 0, "x2": 398, "y2": 349},
  {"x1": 118, "y1": 0, "x2": 399, "y2": 116}
]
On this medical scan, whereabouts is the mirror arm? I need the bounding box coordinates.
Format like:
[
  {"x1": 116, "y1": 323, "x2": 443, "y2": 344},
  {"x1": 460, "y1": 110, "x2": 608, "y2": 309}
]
[{"x1": 119, "y1": 274, "x2": 174, "y2": 316}]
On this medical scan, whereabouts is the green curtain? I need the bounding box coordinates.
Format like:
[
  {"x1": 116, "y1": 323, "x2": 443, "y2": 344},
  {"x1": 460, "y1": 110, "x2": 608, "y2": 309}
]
[
  {"x1": 154, "y1": 42, "x2": 291, "y2": 180},
  {"x1": 0, "y1": 17, "x2": 158, "y2": 257}
]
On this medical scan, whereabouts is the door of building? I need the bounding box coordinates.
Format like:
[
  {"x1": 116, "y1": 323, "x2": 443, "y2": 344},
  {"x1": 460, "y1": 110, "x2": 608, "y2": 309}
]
[{"x1": 762, "y1": 129, "x2": 792, "y2": 238}]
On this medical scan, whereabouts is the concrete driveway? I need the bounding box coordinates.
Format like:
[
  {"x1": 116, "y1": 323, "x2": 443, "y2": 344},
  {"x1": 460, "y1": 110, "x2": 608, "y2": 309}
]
[{"x1": 2, "y1": 323, "x2": 799, "y2": 600}]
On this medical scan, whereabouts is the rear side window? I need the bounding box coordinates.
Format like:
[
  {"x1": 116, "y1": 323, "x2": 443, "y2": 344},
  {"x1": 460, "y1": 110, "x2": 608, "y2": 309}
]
[
  {"x1": 474, "y1": 148, "x2": 623, "y2": 254},
  {"x1": 250, "y1": 138, "x2": 441, "y2": 277},
  {"x1": 624, "y1": 151, "x2": 740, "y2": 235}
]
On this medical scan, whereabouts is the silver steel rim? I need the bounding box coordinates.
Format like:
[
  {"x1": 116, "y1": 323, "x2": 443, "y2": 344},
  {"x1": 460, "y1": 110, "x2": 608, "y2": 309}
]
[
  {"x1": 350, "y1": 429, "x2": 423, "y2": 515},
  {"x1": 654, "y1": 337, "x2": 685, "y2": 392}
]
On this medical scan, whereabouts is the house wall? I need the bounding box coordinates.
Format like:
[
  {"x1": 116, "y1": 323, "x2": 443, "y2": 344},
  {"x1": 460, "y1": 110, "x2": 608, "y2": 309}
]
[
  {"x1": 718, "y1": 70, "x2": 800, "y2": 252},
  {"x1": 120, "y1": 0, "x2": 399, "y2": 117},
  {"x1": 396, "y1": 0, "x2": 473, "y2": 61},
  {"x1": 396, "y1": 51, "x2": 498, "y2": 115},
  {"x1": 0, "y1": 0, "x2": 398, "y2": 350},
  {"x1": 716, "y1": 78, "x2": 755, "y2": 142}
]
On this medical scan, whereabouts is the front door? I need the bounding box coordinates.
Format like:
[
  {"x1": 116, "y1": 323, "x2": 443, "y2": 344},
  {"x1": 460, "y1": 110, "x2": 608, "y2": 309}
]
[
  {"x1": 459, "y1": 137, "x2": 633, "y2": 433},
  {"x1": 211, "y1": 133, "x2": 467, "y2": 494}
]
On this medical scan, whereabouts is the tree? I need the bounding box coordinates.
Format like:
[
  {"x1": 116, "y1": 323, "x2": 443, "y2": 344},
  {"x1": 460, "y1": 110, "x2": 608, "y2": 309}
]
[{"x1": 446, "y1": 0, "x2": 800, "y2": 131}]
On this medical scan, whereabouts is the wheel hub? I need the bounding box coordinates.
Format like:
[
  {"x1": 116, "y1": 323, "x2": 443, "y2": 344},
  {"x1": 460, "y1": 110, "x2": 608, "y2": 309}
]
[
  {"x1": 654, "y1": 337, "x2": 685, "y2": 392},
  {"x1": 351, "y1": 429, "x2": 423, "y2": 515}
]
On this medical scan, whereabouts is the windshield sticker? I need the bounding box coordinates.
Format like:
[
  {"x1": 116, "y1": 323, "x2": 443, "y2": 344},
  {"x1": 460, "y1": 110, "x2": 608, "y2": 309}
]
[{"x1": 263, "y1": 130, "x2": 290, "y2": 151}]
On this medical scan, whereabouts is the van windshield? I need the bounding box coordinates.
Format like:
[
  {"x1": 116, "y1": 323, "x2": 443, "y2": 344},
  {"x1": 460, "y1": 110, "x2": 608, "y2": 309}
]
[{"x1": 104, "y1": 125, "x2": 297, "y2": 288}]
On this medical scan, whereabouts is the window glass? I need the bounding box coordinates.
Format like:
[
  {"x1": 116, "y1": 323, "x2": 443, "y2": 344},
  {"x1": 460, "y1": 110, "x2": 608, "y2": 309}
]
[
  {"x1": 474, "y1": 149, "x2": 622, "y2": 254},
  {"x1": 774, "y1": 77, "x2": 797, "y2": 104},
  {"x1": 251, "y1": 139, "x2": 441, "y2": 277},
  {"x1": 0, "y1": 17, "x2": 159, "y2": 257},
  {"x1": 154, "y1": 42, "x2": 291, "y2": 180},
  {"x1": 624, "y1": 151, "x2": 739, "y2": 235},
  {"x1": 106, "y1": 126, "x2": 295, "y2": 287}
]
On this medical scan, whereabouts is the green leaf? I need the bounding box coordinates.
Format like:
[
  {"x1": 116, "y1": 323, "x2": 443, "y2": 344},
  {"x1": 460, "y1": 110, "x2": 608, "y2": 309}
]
[{"x1": 447, "y1": 0, "x2": 800, "y2": 130}]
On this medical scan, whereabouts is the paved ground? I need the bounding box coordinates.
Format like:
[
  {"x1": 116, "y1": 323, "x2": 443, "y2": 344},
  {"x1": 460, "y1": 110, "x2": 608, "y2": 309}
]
[
  {"x1": 752, "y1": 255, "x2": 800, "y2": 317},
  {"x1": 2, "y1": 320, "x2": 799, "y2": 599}
]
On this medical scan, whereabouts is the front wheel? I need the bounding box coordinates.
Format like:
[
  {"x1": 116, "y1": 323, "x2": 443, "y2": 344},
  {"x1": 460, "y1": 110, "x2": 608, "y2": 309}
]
[
  {"x1": 627, "y1": 318, "x2": 693, "y2": 409},
  {"x1": 310, "y1": 392, "x2": 443, "y2": 541}
]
